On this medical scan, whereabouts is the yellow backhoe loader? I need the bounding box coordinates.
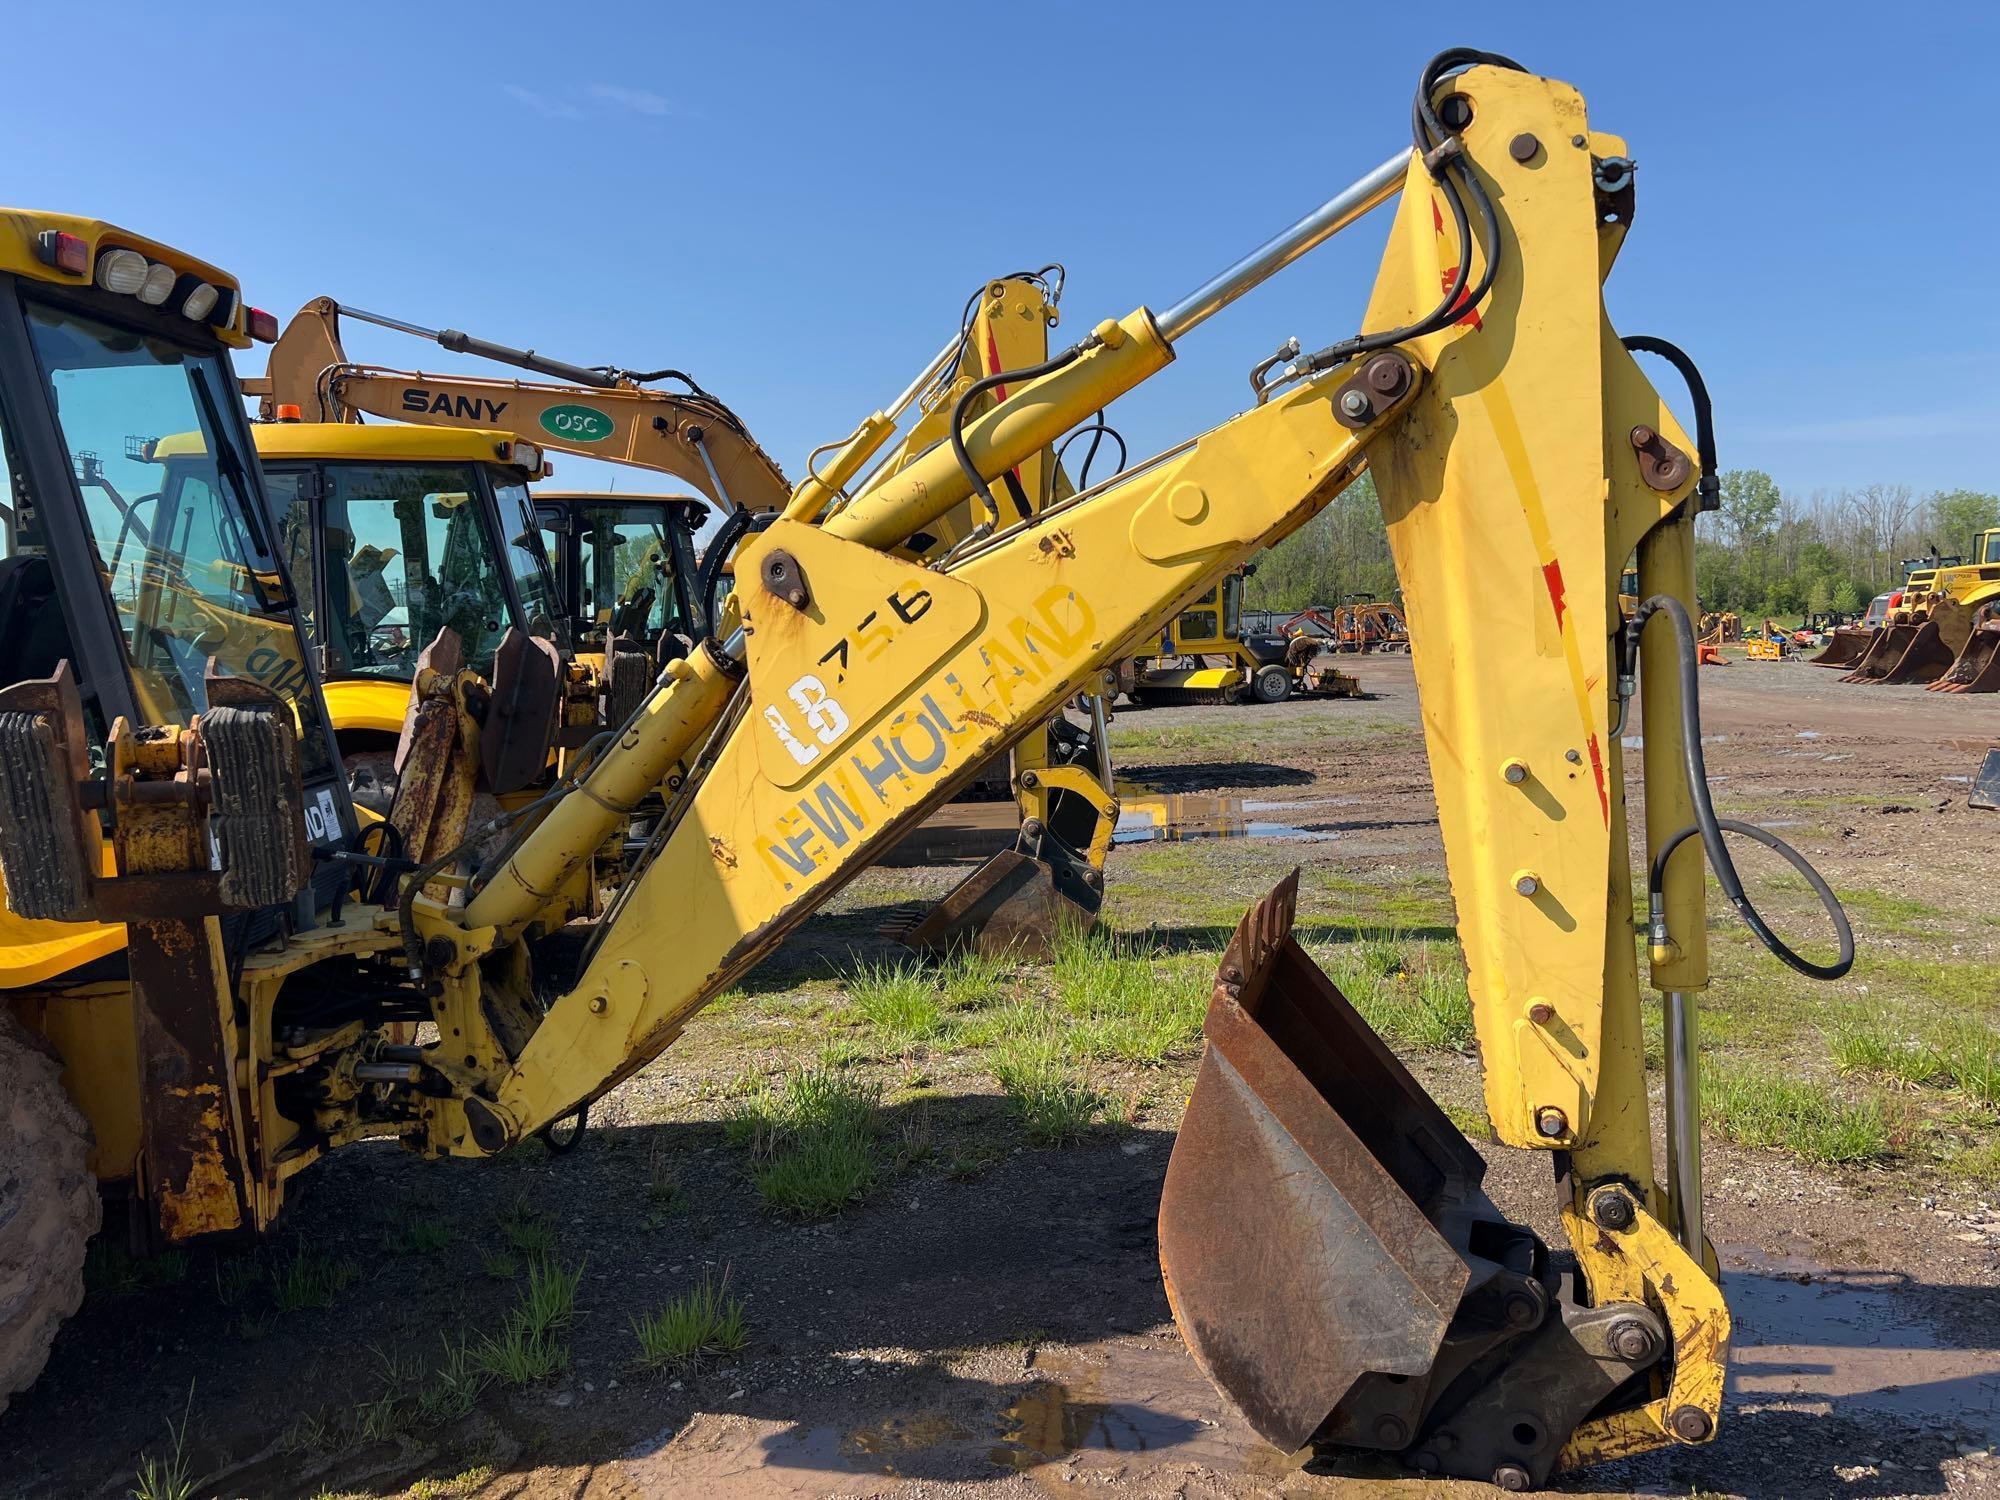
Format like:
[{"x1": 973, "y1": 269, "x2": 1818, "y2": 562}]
[
  {"x1": 2, "y1": 54, "x2": 1860, "y2": 1488},
  {"x1": 1120, "y1": 566, "x2": 1359, "y2": 704}
]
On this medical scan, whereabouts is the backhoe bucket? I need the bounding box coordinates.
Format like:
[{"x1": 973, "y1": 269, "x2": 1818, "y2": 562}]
[
  {"x1": 1930, "y1": 619, "x2": 2000, "y2": 693},
  {"x1": 1809, "y1": 625, "x2": 1875, "y2": 668},
  {"x1": 898, "y1": 844, "x2": 1101, "y2": 959},
  {"x1": 1972, "y1": 749, "x2": 2000, "y2": 810},
  {"x1": 1161, "y1": 873, "x2": 1551, "y2": 1460},
  {"x1": 1843, "y1": 621, "x2": 1940, "y2": 683}
]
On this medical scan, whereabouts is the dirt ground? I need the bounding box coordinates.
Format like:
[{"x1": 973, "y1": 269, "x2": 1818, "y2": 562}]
[{"x1": 4, "y1": 651, "x2": 1999, "y2": 1500}]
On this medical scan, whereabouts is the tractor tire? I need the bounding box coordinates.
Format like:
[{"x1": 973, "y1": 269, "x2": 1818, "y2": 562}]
[
  {"x1": 1251, "y1": 665, "x2": 1292, "y2": 704},
  {"x1": 0, "y1": 1015, "x2": 98, "y2": 1417}
]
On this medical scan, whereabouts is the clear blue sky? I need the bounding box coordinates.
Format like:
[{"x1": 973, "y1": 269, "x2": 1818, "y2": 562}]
[{"x1": 9, "y1": 4, "x2": 1995, "y2": 521}]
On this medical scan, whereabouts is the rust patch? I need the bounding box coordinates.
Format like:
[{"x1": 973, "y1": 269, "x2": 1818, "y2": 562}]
[
  {"x1": 1594, "y1": 1231, "x2": 1625, "y2": 1259},
  {"x1": 1036, "y1": 530, "x2": 1077, "y2": 562},
  {"x1": 962, "y1": 709, "x2": 1002, "y2": 730},
  {"x1": 708, "y1": 836, "x2": 738, "y2": 869}
]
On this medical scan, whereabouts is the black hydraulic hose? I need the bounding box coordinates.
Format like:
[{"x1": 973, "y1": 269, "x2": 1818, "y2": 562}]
[
  {"x1": 948, "y1": 339, "x2": 1096, "y2": 526},
  {"x1": 1294, "y1": 49, "x2": 1524, "y2": 376},
  {"x1": 1633, "y1": 595, "x2": 1854, "y2": 980},
  {"x1": 1622, "y1": 335, "x2": 1720, "y2": 513},
  {"x1": 692, "y1": 506, "x2": 775, "y2": 640},
  {"x1": 1055, "y1": 414, "x2": 1127, "y2": 492}
]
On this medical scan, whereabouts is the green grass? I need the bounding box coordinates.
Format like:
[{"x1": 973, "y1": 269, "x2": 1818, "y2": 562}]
[
  {"x1": 939, "y1": 948, "x2": 1011, "y2": 1010},
  {"x1": 1048, "y1": 926, "x2": 1208, "y2": 1064},
  {"x1": 631, "y1": 1269, "x2": 750, "y2": 1370},
  {"x1": 88, "y1": 1243, "x2": 189, "y2": 1297},
  {"x1": 130, "y1": 1384, "x2": 196, "y2": 1500},
  {"x1": 471, "y1": 1256, "x2": 580, "y2": 1387},
  {"x1": 497, "y1": 1199, "x2": 558, "y2": 1257},
  {"x1": 1828, "y1": 1013, "x2": 2000, "y2": 1104},
  {"x1": 266, "y1": 1241, "x2": 360, "y2": 1313},
  {"x1": 736, "y1": 1065, "x2": 884, "y2": 1218},
  {"x1": 991, "y1": 1034, "x2": 1106, "y2": 1146},
  {"x1": 1701, "y1": 1062, "x2": 1891, "y2": 1165},
  {"x1": 848, "y1": 958, "x2": 944, "y2": 1045},
  {"x1": 1310, "y1": 932, "x2": 1475, "y2": 1052},
  {"x1": 382, "y1": 1216, "x2": 455, "y2": 1257}
]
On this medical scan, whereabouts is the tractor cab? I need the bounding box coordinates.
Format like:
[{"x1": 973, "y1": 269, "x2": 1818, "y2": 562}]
[{"x1": 0, "y1": 212, "x2": 356, "y2": 985}]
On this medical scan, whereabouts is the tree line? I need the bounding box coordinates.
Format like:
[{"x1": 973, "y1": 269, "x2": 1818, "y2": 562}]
[{"x1": 1244, "y1": 470, "x2": 1998, "y2": 619}]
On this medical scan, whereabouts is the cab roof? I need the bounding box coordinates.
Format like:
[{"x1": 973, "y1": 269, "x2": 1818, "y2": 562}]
[
  {"x1": 0, "y1": 208, "x2": 252, "y2": 347},
  {"x1": 534, "y1": 491, "x2": 704, "y2": 507},
  {"x1": 150, "y1": 421, "x2": 531, "y2": 470}
]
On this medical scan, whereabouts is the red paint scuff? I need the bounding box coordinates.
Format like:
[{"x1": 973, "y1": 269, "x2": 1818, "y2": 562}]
[
  {"x1": 1586, "y1": 732, "x2": 1610, "y2": 822},
  {"x1": 1541, "y1": 559, "x2": 1568, "y2": 628}
]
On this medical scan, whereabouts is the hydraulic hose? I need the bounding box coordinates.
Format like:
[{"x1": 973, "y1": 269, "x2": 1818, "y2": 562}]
[
  {"x1": 693, "y1": 507, "x2": 775, "y2": 641},
  {"x1": 948, "y1": 340, "x2": 1096, "y2": 526},
  {"x1": 1633, "y1": 594, "x2": 1854, "y2": 980},
  {"x1": 1622, "y1": 335, "x2": 1720, "y2": 513}
]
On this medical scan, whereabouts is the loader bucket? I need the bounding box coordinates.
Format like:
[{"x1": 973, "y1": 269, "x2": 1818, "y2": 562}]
[
  {"x1": 1847, "y1": 601, "x2": 1972, "y2": 685},
  {"x1": 899, "y1": 844, "x2": 1101, "y2": 959},
  {"x1": 1930, "y1": 620, "x2": 2000, "y2": 693},
  {"x1": 1161, "y1": 873, "x2": 1534, "y2": 1458},
  {"x1": 1972, "y1": 749, "x2": 2000, "y2": 810},
  {"x1": 1809, "y1": 625, "x2": 1876, "y2": 668}
]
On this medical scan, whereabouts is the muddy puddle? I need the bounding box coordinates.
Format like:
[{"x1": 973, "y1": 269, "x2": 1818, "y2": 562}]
[{"x1": 1723, "y1": 1246, "x2": 2000, "y2": 1435}]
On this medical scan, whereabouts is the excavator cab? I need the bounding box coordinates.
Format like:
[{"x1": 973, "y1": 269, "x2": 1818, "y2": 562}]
[{"x1": 534, "y1": 492, "x2": 703, "y2": 660}]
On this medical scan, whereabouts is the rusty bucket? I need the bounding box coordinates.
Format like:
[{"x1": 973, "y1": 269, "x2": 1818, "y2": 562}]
[
  {"x1": 1808, "y1": 624, "x2": 1875, "y2": 668},
  {"x1": 1160, "y1": 874, "x2": 1571, "y2": 1471},
  {"x1": 1930, "y1": 614, "x2": 2000, "y2": 693}
]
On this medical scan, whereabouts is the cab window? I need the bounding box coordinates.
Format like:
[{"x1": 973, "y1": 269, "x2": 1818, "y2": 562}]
[{"x1": 322, "y1": 464, "x2": 510, "y2": 679}]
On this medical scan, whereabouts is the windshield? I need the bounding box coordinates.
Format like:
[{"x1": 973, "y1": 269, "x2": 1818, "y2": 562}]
[
  {"x1": 25, "y1": 300, "x2": 334, "y2": 779},
  {"x1": 1984, "y1": 533, "x2": 2000, "y2": 567},
  {"x1": 309, "y1": 462, "x2": 517, "y2": 680},
  {"x1": 575, "y1": 501, "x2": 690, "y2": 642},
  {"x1": 492, "y1": 476, "x2": 562, "y2": 645}
]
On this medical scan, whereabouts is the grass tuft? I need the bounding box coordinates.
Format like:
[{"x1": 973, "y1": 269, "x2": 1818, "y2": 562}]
[
  {"x1": 1702, "y1": 1062, "x2": 1890, "y2": 1165},
  {"x1": 631, "y1": 1268, "x2": 750, "y2": 1370},
  {"x1": 849, "y1": 958, "x2": 944, "y2": 1045},
  {"x1": 470, "y1": 1255, "x2": 580, "y2": 1387},
  {"x1": 267, "y1": 1240, "x2": 360, "y2": 1313},
  {"x1": 991, "y1": 1033, "x2": 1105, "y2": 1146},
  {"x1": 129, "y1": 1383, "x2": 196, "y2": 1500},
  {"x1": 738, "y1": 1065, "x2": 884, "y2": 1218}
]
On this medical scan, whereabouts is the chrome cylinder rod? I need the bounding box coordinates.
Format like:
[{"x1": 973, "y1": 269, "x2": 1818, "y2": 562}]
[
  {"x1": 1662, "y1": 989, "x2": 1704, "y2": 1258},
  {"x1": 1088, "y1": 693, "x2": 1114, "y2": 791},
  {"x1": 1154, "y1": 152, "x2": 1411, "y2": 345}
]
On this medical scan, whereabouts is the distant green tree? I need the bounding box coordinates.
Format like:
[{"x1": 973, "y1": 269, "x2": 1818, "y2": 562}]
[
  {"x1": 1719, "y1": 469, "x2": 1783, "y2": 549},
  {"x1": 1805, "y1": 576, "x2": 1833, "y2": 617},
  {"x1": 1833, "y1": 579, "x2": 1863, "y2": 614},
  {"x1": 1928, "y1": 489, "x2": 2000, "y2": 558}
]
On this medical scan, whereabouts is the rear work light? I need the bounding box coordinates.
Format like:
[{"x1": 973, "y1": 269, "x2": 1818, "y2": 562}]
[
  {"x1": 137, "y1": 261, "x2": 176, "y2": 306},
  {"x1": 32, "y1": 231, "x2": 89, "y2": 276},
  {"x1": 501, "y1": 440, "x2": 543, "y2": 472},
  {"x1": 94, "y1": 248, "x2": 150, "y2": 295},
  {"x1": 176, "y1": 276, "x2": 220, "y2": 323}
]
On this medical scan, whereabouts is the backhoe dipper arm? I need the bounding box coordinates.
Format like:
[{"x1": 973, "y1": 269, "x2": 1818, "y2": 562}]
[{"x1": 250, "y1": 297, "x2": 792, "y2": 514}]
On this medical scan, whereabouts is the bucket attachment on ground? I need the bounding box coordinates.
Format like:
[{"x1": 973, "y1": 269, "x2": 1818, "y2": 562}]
[
  {"x1": 1930, "y1": 611, "x2": 2000, "y2": 693},
  {"x1": 1844, "y1": 600, "x2": 1971, "y2": 685},
  {"x1": 1809, "y1": 624, "x2": 1876, "y2": 668},
  {"x1": 1160, "y1": 874, "x2": 1667, "y2": 1486},
  {"x1": 1972, "y1": 749, "x2": 2000, "y2": 811},
  {"x1": 897, "y1": 832, "x2": 1102, "y2": 960}
]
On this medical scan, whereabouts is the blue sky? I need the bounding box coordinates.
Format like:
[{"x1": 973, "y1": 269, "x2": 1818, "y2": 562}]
[{"x1": 8, "y1": 4, "x2": 1995, "y2": 526}]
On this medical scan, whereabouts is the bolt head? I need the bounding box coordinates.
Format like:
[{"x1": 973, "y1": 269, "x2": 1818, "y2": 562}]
[
  {"x1": 1502, "y1": 760, "x2": 1528, "y2": 784},
  {"x1": 1534, "y1": 1106, "x2": 1568, "y2": 1139},
  {"x1": 1670, "y1": 1405, "x2": 1714, "y2": 1443},
  {"x1": 1630, "y1": 424, "x2": 1657, "y2": 448},
  {"x1": 1339, "y1": 388, "x2": 1373, "y2": 419},
  {"x1": 1509, "y1": 132, "x2": 1540, "y2": 163},
  {"x1": 1493, "y1": 1463, "x2": 1532, "y2": 1492},
  {"x1": 1503, "y1": 1290, "x2": 1542, "y2": 1328},
  {"x1": 1365, "y1": 356, "x2": 1408, "y2": 395},
  {"x1": 1564, "y1": 748, "x2": 1583, "y2": 764},
  {"x1": 1374, "y1": 1414, "x2": 1409, "y2": 1447},
  {"x1": 1514, "y1": 873, "x2": 1540, "y2": 897},
  {"x1": 1590, "y1": 1187, "x2": 1636, "y2": 1231},
  {"x1": 1571, "y1": 133, "x2": 1588, "y2": 148},
  {"x1": 1528, "y1": 1002, "x2": 1555, "y2": 1026},
  {"x1": 588, "y1": 995, "x2": 609, "y2": 1015},
  {"x1": 1610, "y1": 1318, "x2": 1656, "y2": 1362}
]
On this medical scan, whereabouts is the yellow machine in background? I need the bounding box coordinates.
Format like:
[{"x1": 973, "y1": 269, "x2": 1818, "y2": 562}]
[
  {"x1": 3, "y1": 55, "x2": 1863, "y2": 1486},
  {"x1": 1123, "y1": 567, "x2": 1359, "y2": 704}
]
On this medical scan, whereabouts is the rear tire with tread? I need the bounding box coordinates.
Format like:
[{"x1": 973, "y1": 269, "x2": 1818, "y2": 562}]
[
  {"x1": 1251, "y1": 665, "x2": 1292, "y2": 704},
  {"x1": 0, "y1": 1016, "x2": 98, "y2": 1416}
]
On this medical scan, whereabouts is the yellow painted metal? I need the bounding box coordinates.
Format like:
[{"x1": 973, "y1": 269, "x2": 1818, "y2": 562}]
[
  {"x1": 827, "y1": 311, "x2": 1172, "y2": 550},
  {"x1": 782, "y1": 412, "x2": 898, "y2": 524},
  {"x1": 1360, "y1": 69, "x2": 1694, "y2": 1178},
  {"x1": 459, "y1": 644, "x2": 738, "y2": 936},
  {"x1": 247, "y1": 420, "x2": 536, "y2": 469},
  {"x1": 468, "y1": 356, "x2": 1389, "y2": 1140},
  {"x1": 0, "y1": 208, "x2": 253, "y2": 345},
  {"x1": 1559, "y1": 1186, "x2": 1729, "y2": 1464},
  {"x1": 319, "y1": 679, "x2": 410, "y2": 739},
  {"x1": 9, "y1": 986, "x2": 142, "y2": 1180}
]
